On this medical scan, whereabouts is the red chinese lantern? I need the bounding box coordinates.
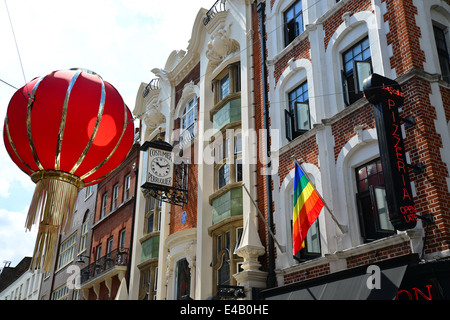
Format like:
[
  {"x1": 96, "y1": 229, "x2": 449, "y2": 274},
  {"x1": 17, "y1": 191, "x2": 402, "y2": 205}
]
[{"x1": 3, "y1": 69, "x2": 134, "y2": 271}]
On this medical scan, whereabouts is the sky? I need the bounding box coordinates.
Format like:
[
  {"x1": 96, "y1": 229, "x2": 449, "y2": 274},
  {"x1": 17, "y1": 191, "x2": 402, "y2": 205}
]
[{"x1": 0, "y1": 0, "x2": 213, "y2": 268}]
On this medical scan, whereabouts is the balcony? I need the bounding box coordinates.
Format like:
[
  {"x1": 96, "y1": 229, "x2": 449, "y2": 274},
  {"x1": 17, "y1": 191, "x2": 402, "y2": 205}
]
[
  {"x1": 79, "y1": 248, "x2": 129, "y2": 299},
  {"x1": 142, "y1": 78, "x2": 160, "y2": 98},
  {"x1": 203, "y1": 0, "x2": 226, "y2": 26}
]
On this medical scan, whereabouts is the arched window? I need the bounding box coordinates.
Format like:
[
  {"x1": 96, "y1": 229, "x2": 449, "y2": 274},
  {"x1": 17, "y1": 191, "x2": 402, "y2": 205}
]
[
  {"x1": 286, "y1": 175, "x2": 321, "y2": 262},
  {"x1": 179, "y1": 97, "x2": 198, "y2": 146},
  {"x1": 355, "y1": 158, "x2": 394, "y2": 242},
  {"x1": 175, "y1": 258, "x2": 191, "y2": 300}
]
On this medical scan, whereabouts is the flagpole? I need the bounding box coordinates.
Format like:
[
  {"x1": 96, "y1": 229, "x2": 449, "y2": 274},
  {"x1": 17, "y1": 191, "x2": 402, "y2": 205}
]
[
  {"x1": 292, "y1": 156, "x2": 348, "y2": 234},
  {"x1": 242, "y1": 183, "x2": 286, "y2": 253}
]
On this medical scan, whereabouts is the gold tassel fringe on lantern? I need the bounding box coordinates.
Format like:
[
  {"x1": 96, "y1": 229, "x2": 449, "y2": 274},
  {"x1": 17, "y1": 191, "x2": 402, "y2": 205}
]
[{"x1": 26, "y1": 170, "x2": 84, "y2": 271}]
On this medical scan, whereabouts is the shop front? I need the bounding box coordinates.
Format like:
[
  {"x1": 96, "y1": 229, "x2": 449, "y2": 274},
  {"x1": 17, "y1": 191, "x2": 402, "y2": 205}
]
[{"x1": 259, "y1": 254, "x2": 450, "y2": 300}]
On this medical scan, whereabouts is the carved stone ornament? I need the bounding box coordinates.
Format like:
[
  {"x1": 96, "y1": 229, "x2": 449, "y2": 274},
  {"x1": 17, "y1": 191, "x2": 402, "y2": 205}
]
[
  {"x1": 143, "y1": 101, "x2": 166, "y2": 138},
  {"x1": 206, "y1": 24, "x2": 239, "y2": 68}
]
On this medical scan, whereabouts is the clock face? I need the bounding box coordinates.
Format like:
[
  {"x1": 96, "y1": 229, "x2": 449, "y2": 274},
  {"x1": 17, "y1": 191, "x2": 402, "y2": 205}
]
[{"x1": 150, "y1": 156, "x2": 171, "y2": 177}]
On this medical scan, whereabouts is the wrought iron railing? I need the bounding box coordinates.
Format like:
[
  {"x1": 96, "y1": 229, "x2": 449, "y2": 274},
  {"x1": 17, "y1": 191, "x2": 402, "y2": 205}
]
[
  {"x1": 178, "y1": 122, "x2": 197, "y2": 148},
  {"x1": 80, "y1": 248, "x2": 129, "y2": 284},
  {"x1": 142, "y1": 78, "x2": 160, "y2": 98},
  {"x1": 203, "y1": 0, "x2": 226, "y2": 26}
]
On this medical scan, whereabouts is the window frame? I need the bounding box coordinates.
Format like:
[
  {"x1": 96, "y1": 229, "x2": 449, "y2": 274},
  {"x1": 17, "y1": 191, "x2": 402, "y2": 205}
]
[
  {"x1": 124, "y1": 174, "x2": 131, "y2": 201},
  {"x1": 119, "y1": 229, "x2": 126, "y2": 250},
  {"x1": 112, "y1": 184, "x2": 119, "y2": 210},
  {"x1": 78, "y1": 211, "x2": 89, "y2": 254},
  {"x1": 433, "y1": 24, "x2": 450, "y2": 83},
  {"x1": 144, "y1": 195, "x2": 162, "y2": 234},
  {"x1": 179, "y1": 96, "x2": 198, "y2": 147},
  {"x1": 211, "y1": 223, "x2": 243, "y2": 294},
  {"x1": 175, "y1": 258, "x2": 191, "y2": 300},
  {"x1": 212, "y1": 62, "x2": 241, "y2": 105},
  {"x1": 214, "y1": 131, "x2": 242, "y2": 190},
  {"x1": 57, "y1": 232, "x2": 77, "y2": 270},
  {"x1": 285, "y1": 80, "x2": 310, "y2": 141},
  {"x1": 284, "y1": 0, "x2": 304, "y2": 47},
  {"x1": 341, "y1": 36, "x2": 372, "y2": 106},
  {"x1": 355, "y1": 158, "x2": 395, "y2": 242},
  {"x1": 101, "y1": 193, "x2": 108, "y2": 218},
  {"x1": 289, "y1": 191, "x2": 322, "y2": 262}
]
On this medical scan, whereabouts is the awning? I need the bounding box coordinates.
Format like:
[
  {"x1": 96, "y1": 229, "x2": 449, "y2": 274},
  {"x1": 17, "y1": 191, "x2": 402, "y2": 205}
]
[{"x1": 261, "y1": 254, "x2": 420, "y2": 300}]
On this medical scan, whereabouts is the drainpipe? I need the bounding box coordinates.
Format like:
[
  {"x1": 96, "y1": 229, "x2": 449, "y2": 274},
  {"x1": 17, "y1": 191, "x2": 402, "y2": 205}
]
[
  {"x1": 257, "y1": 1, "x2": 276, "y2": 289},
  {"x1": 126, "y1": 144, "x2": 139, "y2": 292}
]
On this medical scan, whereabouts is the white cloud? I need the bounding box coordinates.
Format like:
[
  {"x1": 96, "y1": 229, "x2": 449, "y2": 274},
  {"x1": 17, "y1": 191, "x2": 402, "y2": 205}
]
[{"x1": 0, "y1": 207, "x2": 37, "y2": 267}]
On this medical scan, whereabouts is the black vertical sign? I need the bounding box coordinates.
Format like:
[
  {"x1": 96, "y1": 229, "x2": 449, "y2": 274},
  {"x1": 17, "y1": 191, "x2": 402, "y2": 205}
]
[{"x1": 363, "y1": 73, "x2": 417, "y2": 231}]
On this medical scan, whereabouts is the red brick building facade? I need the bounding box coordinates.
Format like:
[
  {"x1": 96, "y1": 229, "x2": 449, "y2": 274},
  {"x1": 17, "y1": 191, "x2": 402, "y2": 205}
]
[
  {"x1": 80, "y1": 140, "x2": 139, "y2": 300},
  {"x1": 254, "y1": 0, "x2": 450, "y2": 299}
]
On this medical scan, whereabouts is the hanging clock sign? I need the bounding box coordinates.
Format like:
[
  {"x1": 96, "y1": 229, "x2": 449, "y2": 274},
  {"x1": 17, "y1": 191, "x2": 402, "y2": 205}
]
[
  {"x1": 141, "y1": 139, "x2": 174, "y2": 188},
  {"x1": 148, "y1": 147, "x2": 174, "y2": 187}
]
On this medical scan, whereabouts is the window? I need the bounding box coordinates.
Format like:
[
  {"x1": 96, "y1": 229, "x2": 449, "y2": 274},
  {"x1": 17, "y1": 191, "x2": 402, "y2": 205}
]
[
  {"x1": 145, "y1": 196, "x2": 162, "y2": 234},
  {"x1": 119, "y1": 229, "x2": 126, "y2": 249},
  {"x1": 285, "y1": 81, "x2": 310, "y2": 141},
  {"x1": 284, "y1": 0, "x2": 303, "y2": 46},
  {"x1": 124, "y1": 175, "x2": 131, "y2": 201},
  {"x1": 179, "y1": 97, "x2": 198, "y2": 146},
  {"x1": 139, "y1": 264, "x2": 158, "y2": 300},
  {"x1": 96, "y1": 244, "x2": 102, "y2": 261},
  {"x1": 175, "y1": 258, "x2": 191, "y2": 300},
  {"x1": 57, "y1": 233, "x2": 77, "y2": 269},
  {"x1": 101, "y1": 193, "x2": 108, "y2": 218},
  {"x1": 218, "y1": 164, "x2": 230, "y2": 189},
  {"x1": 212, "y1": 62, "x2": 241, "y2": 105},
  {"x1": 212, "y1": 224, "x2": 243, "y2": 293},
  {"x1": 112, "y1": 184, "x2": 119, "y2": 210},
  {"x1": 52, "y1": 284, "x2": 69, "y2": 300},
  {"x1": 79, "y1": 211, "x2": 89, "y2": 253},
  {"x1": 214, "y1": 131, "x2": 242, "y2": 190},
  {"x1": 433, "y1": 24, "x2": 450, "y2": 83},
  {"x1": 289, "y1": 192, "x2": 321, "y2": 262},
  {"x1": 220, "y1": 74, "x2": 230, "y2": 100},
  {"x1": 355, "y1": 158, "x2": 394, "y2": 242},
  {"x1": 85, "y1": 185, "x2": 94, "y2": 199},
  {"x1": 342, "y1": 37, "x2": 372, "y2": 106},
  {"x1": 107, "y1": 237, "x2": 114, "y2": 256}
]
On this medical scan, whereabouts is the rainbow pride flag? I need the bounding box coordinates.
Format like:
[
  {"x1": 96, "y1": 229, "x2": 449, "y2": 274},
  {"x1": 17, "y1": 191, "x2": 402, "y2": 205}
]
[{"x1": 292, "y1": 162, "x2": 324, "y2": 256}]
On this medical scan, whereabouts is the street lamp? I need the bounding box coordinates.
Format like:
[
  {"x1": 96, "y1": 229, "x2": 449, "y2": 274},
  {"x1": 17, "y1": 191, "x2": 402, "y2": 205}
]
[{"x1": 76, "y1": 255, "x2": 90, "y2": 264}]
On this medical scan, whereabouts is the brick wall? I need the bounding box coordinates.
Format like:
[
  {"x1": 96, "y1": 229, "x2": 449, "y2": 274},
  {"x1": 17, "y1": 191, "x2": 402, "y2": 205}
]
[
  {"x1": 170, "y1": 146, "x2": 198, "y2": 234},
  {"x1": 278, "y1": 134, "x2": 320, "y2": 187},
  {"x1": 274, "y1": 38, "x2": 311, "y2": 84},
  {"x1": 175, "y1": 62, "x2": 200, "y2": 107},
  {"x1": 403, "y1": 77, "x2": 450, "y2": 254},
  {"x1": 346, "y1": 241, "x2": 412, "y2": 268},
  {"x1": 169, "y1": 63, "x2": 200, "y2": 235},
  {"x1": 383, "y1": 0, "x2": 426, "y2": 75},
  {"x1": 91, "y1": 143, "x2": 139, "y2": 260},
  {"x1": 323, "y1": 0, "x2": 373, "y2": 51},
  {"x1": 283, "y1": 263, "x2": 331, "y2": 285},
  {"x1": 332, "y1": 104, "x2": 376, "y2": 162},
  {"x1": 266, "y1": 0, "x2": 450, "y2": 286}
]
